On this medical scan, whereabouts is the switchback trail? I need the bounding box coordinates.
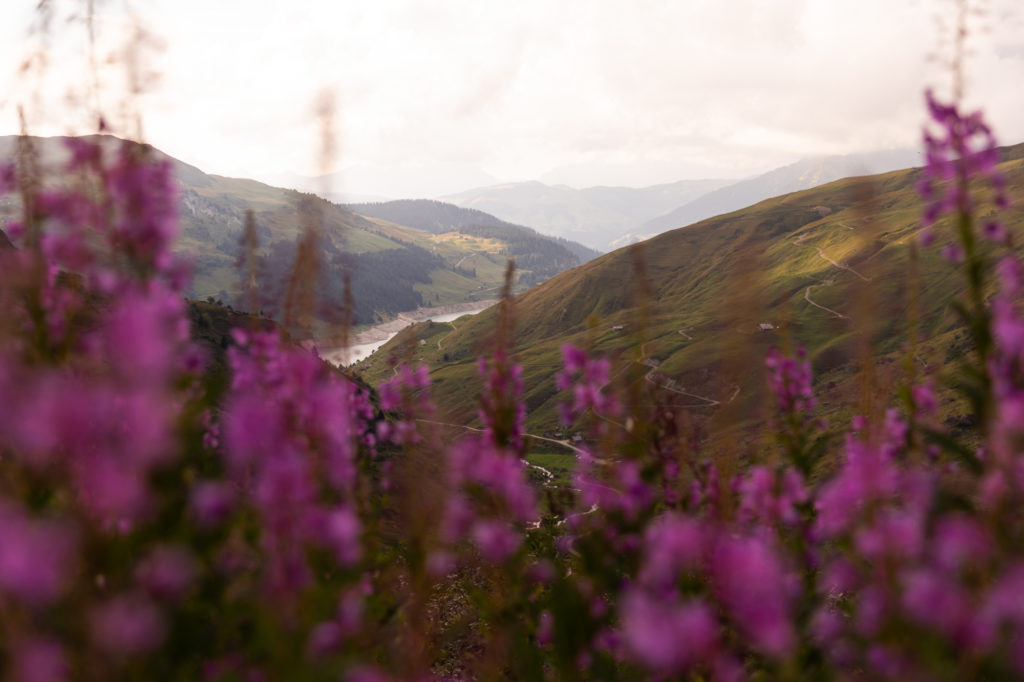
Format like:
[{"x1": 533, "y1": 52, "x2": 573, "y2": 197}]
[
  {"x1": 642, "y1": 367, "x2": 721, "y2": 406},
  {"x1": 636, "y1": 342, "x2": 722, "y2": 407},
  {"x1": 436, "y1": 321, "x2": 457, "y2": 350},
  {"x1": 792, "y1": 233, "x2": 871, "y2": 282},
  {"x1": 804, "y1": 282, "x2": 848, "y2": 319},
  {"x1": 791, "y1": 227, "x2": 867, "y2": 320}
]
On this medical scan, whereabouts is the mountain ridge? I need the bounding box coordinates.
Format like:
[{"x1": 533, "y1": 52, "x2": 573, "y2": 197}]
[
  {"x1": 621, "y1": 149, "x2": 925, "y2": 245},
  {"x1": 0, "y1": 135, "x2": 590, "y2": 332},
  {"x1": 346, "y1": 199, "x2": 601, "y2": 264},
  {"x1": 441, "y1": 177, "x2": 731, "y2": 251},
  {"x1": 360, "y1": 142, "x2": 1024, "y2": 435}
]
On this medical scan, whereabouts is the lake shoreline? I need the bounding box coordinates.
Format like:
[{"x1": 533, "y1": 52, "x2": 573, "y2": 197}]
[
  {"x1": 319, "y1": 299, "x2": 497, "y2": 366},
  {"x1": 349, "y1": 299, "x2": 498, "y2": 345}
]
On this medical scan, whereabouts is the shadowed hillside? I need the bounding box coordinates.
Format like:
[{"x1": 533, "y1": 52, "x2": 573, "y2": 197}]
[
  {"x1": 0, "y1": 136, "x2": 592, "y2": 332},
  {"x1": 347, "y1": 198, "x2": 601, "y2": 264}
]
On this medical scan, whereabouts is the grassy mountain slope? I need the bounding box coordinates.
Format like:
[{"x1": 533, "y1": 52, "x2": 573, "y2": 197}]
[
  {"x1": 0, "y1": 136, "x2": 589, "y2": 331},
  {"x1": 359, "y1": 144, "x2": 1024, "y2": 439},
  {"x1": 346, "y1": 199, "x2": 507, "y2": 234},
  {"x1": 347, "y1": 198, "x2": 601, "y2": 265}
]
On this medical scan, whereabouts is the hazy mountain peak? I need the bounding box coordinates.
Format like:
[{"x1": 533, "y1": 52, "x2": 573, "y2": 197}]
[
  {"x1": 628, "y1": 148, "x2": 925, "y2": 244},
  {"x1": 440, "y1": 177, "x2": 732, "y2": 251}
]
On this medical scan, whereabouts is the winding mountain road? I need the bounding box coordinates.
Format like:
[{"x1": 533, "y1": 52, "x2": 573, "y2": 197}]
[
  {"x1": 790, "y1": 226, "x2": 875, "y2": 320},
  {"x1": 792, "y1": 232, "x2": 871, "y2": 282},
  {"x1": 436, "y1": 321, "x2": 458, "y2": 350},
  {"x1": 804, "y1": 282, "x2": 848, "y2": 319}
]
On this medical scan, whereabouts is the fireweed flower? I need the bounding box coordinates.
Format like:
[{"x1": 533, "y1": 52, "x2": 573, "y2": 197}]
[
  {"x1": 442, "y1": 436, "x2": 537, "y2": 562},
  {"x1": 766, "y1": 347, "x2": 816, "y2": 415},
  {"x1": 8, "y1": 637, "x2": 68, "y2": 682},
  {"x1": 477, "y1": 349, "x2": 527, "y2": 451},
  {"x1": 919, "y1": 91, "x2": 1007, "y2": 217},
  {"x1": 814, "y1": 434, "x2": 901, "y2": 538},
  {"x1": 568, "y1": 448, "x2": 654, "y2": 527},
  {"x1": 135, "y1": 544, "x2": 198, "y2": 601},
  {"x1": 853, "y1": 509, "x2": 925, "y2": 563},
  {"x1": 711, "y1": 535, "x2": 797, "y2": 658},
  {"x1": 104, "y1": 144, "x2": 184, "y2": 281},
  {"x1": 618, "y1": 514, "x2": 717, "y2": 675},
  {"x1": 190, "y1": 479, "x2": 237, "y2": 527},
  {"x1": 900, "y1": 567, "x2": 984, "y2": 646},
  {"x1": 917, "y1": 89, "x2": 1009, "y2": 244},
  {"x1": 0, "y1": 142, "x2": 197, "y2": 549},
  {"x1": 378, "y1": 363, "x2": 431, "y2": 413},
  {"x1": 219, "y1": 330, "x2": 374, "y2": 601},
  {"x1": 89, "y1": 592, "x2": 167, "y2": 658},
  {"x1": 736, "y1": 465, "x2": 809, "y2": 528},
  {"x1": 313, "y1": 505, "x2": 363, "y2": 566},
  {"x1": 984, "y1": 255, "x2": 1024, "y2": 472},
  {"x1": 556, "y1": 344, "x2": 619, "y2": 425},
  {"x1": 619, "y1": 591, "x2": 717, "y2": 674},
  {"x1": 306, "y1": 620, "x2": 344, "y2": 659},
  {"x1": 0, "y1": 503, "x2": 78, "y2": 606},
  {"x1": 686, "y1": 459, "x2": 721, "y2": 516},
  {"x1": 376, "y1": 363, "x2": 432, "y2": 450},
  {"x1": 470, "y1": 518, "x2": 523, "y2": 563},
  {"x1": 636, "y1": 514, "x2": 705, "y2": 588}
]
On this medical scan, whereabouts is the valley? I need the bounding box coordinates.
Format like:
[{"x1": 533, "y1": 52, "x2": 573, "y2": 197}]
[
  {"x1": 356, "y1": 144, "x2": 1024, "y2": 449},
  {"x1": 4, "y1": 1, "x2": 1023, "y2": 677},
  {"x1": 4, "y1": 134, "x2": 1020, "y2": 448}
]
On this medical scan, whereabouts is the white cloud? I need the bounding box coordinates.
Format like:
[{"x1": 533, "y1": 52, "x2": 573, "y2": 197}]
[{"x1": 0, "y1": 0, "x2": 1021, "y2": 195}]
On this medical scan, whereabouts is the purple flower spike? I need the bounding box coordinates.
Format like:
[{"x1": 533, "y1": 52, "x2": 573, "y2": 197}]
[
  {"x1": 942, "y1": 243, "x2": 965, "y2": 263},
  {"x1": 135, "y1": 545, "x2": 198, "y2": 601},
  {"x1": 0, "y1": 504, "x2": 78, "y2": 606},
  {"x1": 191, "y1": 480, "x2": 236, "y2": 526},
  {"x1": 984, "y1": 220, "x2": 1007, "y2": 242},
  {"x1": 471, "y1": 519, "x2": 522, "y2": 562},
  {"x1": 9, "y1": 638, "x2": 68, "y2": 682},
  {"x1": 90, "y1": 593, "x2": 167, "y2": 657},
  {"x1": 712, "y1": 535, "x2": 796, "y2": 658},
  {"x1": 917, "y1": 89, "x2": 1008, "y2": 238},
  {"x1": 620, "y1": 592, "x2": 717, "y2": 674},
  {"x1": 766, "y1": 347, "x2": 816, "y2": 415}
]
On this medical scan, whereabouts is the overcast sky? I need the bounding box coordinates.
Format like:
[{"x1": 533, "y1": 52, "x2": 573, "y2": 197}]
[{"x1": 1, "y1": 0, "x2": 1022, "y2": 198}]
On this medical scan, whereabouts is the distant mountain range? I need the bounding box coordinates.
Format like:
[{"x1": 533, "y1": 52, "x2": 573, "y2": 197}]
[
  {"x1": 438, "y1": 149, "x2": 924, "y2": 251},
  {"x1": 242, "y1": 147, "x2": 930, "y2": 255},
  {"x1": 440, "y1": 178, "x2": 731, "y2": 251},
  {"x1": 620, "y1": 149, "x2": 924, "y2": 246}
]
